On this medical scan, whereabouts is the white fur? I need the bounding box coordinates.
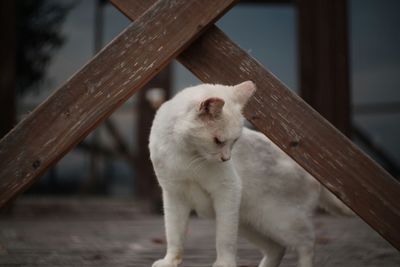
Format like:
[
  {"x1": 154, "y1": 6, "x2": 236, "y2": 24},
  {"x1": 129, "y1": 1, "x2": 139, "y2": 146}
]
[{"x1": 149, "y1": 82, "x2": 345, "y2": 267}]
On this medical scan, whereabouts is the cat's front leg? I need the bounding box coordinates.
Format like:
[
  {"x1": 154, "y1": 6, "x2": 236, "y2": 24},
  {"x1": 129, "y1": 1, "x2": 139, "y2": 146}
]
[
  {"x1": 208, "y1": 167, "x2": 242, "y2": 267},
  {"x1": 153, "y1": 188, "x2": 191, "y2": 267}
]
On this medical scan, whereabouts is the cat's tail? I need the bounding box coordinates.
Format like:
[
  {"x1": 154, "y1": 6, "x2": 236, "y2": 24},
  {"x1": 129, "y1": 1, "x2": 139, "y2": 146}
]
[{"x1": 319, "y1": 187, "x2": 354, "y2": 216}]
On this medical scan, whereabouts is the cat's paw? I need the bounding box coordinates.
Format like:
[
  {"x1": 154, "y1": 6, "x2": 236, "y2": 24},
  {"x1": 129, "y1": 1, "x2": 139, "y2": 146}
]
[
  {"x1": 212, "y1": 259, "x2": 237, "y2": 267},
  {"x1": 152, "y1": 258, "x2": 178, "y2": 267}
]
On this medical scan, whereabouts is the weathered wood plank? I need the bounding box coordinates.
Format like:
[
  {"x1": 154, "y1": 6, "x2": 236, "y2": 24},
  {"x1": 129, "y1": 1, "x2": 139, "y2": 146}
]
[
  {"x1": 112, "y1": 0, "x2": 400, "y2": 250},
  {"x1": 183, "y1": 27, "x2": 400, "y2": 250},
  {"x1": 1, "y1": 198, "x2": 398, "y2": 267},
  {"x1": 0, "y1": 0, "x2": 238, "y2": 207}
]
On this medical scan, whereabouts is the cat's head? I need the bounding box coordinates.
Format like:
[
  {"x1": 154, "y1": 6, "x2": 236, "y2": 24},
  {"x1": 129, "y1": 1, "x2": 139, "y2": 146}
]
[{"x1": 178, "y1": 81, "x2": 256, "y2": 163}]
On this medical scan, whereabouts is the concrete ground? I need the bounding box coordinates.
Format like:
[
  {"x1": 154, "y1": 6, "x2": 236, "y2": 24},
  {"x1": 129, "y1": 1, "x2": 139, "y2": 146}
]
[{"x1": 0, "y1": 197, "x2": 398, "y2": 267}]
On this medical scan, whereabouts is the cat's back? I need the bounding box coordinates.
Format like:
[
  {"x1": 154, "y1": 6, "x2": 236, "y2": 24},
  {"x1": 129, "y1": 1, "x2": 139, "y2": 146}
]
[
  {"x1": 233, "y1": 127, "x2": 286, "y2": 177},
  {"x1": 233, "y1": 128, "x2": 319, "y2": 202}
]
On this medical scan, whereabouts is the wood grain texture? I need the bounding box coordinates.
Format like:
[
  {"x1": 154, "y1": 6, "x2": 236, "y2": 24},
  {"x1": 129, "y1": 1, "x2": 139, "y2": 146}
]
[
  {"x1": 112, "y1": 0, "x2": 400, "y2": 250},
  {"x1": 1, "y1": 198, "x2": 398, "y2": 267},
  {"x1": 0, "y1": 0, "x2": 238, "y2": 207}
]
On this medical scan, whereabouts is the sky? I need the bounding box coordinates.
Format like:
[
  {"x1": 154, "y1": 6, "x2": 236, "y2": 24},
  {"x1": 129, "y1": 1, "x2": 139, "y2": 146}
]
[{"x1": 20, "y1": 0, "x2": 400, "y2": 171}]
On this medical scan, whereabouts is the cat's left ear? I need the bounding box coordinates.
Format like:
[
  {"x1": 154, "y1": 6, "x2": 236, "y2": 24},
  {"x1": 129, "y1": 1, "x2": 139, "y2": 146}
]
[
  {"x1": 233, "y1": 81, "x2": 256, "y2": 106},
  {"x1": 198, "y1": 97, "x2": 225, "y2": 119}
]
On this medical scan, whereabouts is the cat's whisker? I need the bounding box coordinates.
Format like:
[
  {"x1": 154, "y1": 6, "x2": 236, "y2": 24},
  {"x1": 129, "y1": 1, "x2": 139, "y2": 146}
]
[
  {"x1": 188, "y1": 157, "x2": 205, "y2": 172},
  {"x1": 187, "y1": 155, "x2": 202, "y2": 170},
  {"x1": 186, "y1": 155, "x2": 207, "y2": 179}
]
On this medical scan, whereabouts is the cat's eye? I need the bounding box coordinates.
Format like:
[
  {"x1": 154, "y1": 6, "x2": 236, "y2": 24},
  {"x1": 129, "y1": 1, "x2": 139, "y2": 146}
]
[{"x1": 214, "y1": 137, "x2": 225, "y2": 146}]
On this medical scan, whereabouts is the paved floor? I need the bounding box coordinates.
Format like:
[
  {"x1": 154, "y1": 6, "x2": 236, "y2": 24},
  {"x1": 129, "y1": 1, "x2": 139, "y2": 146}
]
[{"x1": 0, "y1": 197, "x2": 398, "y2": 267}]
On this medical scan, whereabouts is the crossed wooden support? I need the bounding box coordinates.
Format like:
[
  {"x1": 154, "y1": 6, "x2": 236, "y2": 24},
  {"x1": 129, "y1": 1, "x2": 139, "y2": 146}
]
[{"x1": 0, "y1": 0, "x2": 399, "y2": 250}]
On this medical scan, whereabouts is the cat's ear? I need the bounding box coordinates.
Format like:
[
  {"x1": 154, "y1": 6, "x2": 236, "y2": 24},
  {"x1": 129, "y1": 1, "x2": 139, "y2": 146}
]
[
  {"x1": 198, "y1": 97, "x2": 225, "y2": 119},
  {"x1": 233, "y1": 81, "x2": 256, "y2": 106}
]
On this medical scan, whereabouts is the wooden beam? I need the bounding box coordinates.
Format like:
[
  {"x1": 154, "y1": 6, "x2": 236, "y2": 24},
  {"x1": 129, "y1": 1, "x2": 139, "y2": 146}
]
[
  {"x1": 112, "y1": 0, "x2": 400, "y2": 249},
  {"x1": 298, "y1": 0, "x2": 351, "y2": 136},
  {"x1": 0, "y1": 0, "x2": 238, "y2": 207},
  {"x1": 179, "y1": 30, "x2": 400, "y2": 253}
]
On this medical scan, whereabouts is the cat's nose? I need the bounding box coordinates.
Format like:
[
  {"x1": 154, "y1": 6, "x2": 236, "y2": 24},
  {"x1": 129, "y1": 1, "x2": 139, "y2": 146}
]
[{"x1": 220, "y1": 156, "x2": 230, "y2": 162}]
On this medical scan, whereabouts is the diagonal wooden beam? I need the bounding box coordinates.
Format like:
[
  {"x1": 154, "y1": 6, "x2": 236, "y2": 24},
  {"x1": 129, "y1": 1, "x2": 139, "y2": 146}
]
[
  {"x1": 0, "y1": 0, "x2": 238, "y2": 207},
  {"x1": 112, "y1": 0, "x2": 400, "y2": 250}
]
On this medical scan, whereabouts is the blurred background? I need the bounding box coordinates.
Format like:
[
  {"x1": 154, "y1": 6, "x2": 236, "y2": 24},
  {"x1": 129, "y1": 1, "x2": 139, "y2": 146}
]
[
  {"x1": 1, "y1": 1, "x2": 400, "y2": 266},
  {"x1": 0, "y1": 0, "x2": 399, "y2": 207}
]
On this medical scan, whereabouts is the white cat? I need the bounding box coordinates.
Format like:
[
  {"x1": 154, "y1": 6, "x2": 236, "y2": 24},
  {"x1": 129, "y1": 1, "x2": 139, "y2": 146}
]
[{"x1": 149, "y1": 81, "x2": 350, "y2": 267}]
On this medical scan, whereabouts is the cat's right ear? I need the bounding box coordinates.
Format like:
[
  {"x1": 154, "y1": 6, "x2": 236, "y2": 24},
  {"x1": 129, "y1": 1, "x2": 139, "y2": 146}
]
[
  {"x1": 198, "y1": 97, "x2": 225, "y2": 119},
  {"x1": 233, "y1": 81, "x2": 256, "y2": 106}
]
